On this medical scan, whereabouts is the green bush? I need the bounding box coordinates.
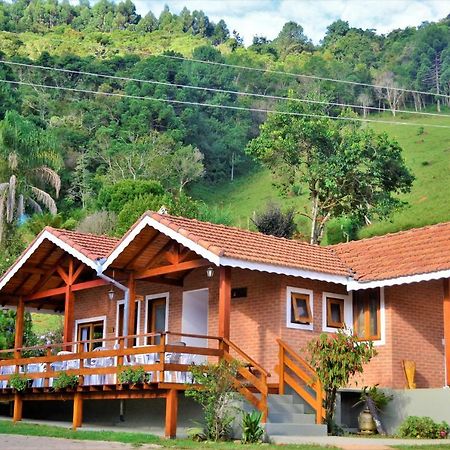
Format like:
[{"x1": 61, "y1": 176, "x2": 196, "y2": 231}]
[
  {"x1": 118, "y1": 366, "x2": 147, "y2": 384},
  {"x1": 241, "y1": 411, "x2": 264, "y2": 444},
  {"x1": 398, "y1": 416, "x2": 449, "y2": 439},
  {"x1": 52, "y1": 372, "x2": 79, "y2": 390},
  {"x1": 8, "y1": 373, "x2": 28, "y2": 392}
]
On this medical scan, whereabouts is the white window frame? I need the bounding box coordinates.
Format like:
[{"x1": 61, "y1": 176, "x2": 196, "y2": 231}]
[
  {"x1": 144, "y1": 292, "x2": 170, "y2": 344},
  {"x1": 322, "y1": 292, "x2": 352, "y2": 333},
  {"x1": 116, "y1": 298, "x2": 142, "y2": 346},
  {"x1": 286, "y1": 286, "x2": 314, "y2": 331},
  {"x1": 73, "y1": 315, "x2": 107, "y2": 350}
]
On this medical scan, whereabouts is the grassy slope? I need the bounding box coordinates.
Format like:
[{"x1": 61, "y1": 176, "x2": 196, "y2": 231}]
[{"x1": 193, "y1": 113, "x2": 450, "y2": 241}]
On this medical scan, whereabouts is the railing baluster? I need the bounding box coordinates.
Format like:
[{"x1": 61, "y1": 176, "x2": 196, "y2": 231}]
[{"x1": 44, "y1": 346, "x2": 52, "y2": 388}]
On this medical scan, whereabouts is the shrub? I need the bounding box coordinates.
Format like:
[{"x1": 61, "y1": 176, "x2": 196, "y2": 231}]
[
  {"x1": 307, "y1": 329, "x2": 377, "y2": 434},
  {"x1": 8, "y1": 373, "x2": 28, "y2": 392},
  {"x1": 358, "y1": 385, "x2": 393, "y2": 411},
  {"x1": 52, "y1": 373, "x2": 79, "y2": 390},
  {"x1": 252, "y1": 202, "x2": 296, "y2": 238},
  {"x1": 118, "y1": 366, "x2": 147, "y2": 384},
  {"x1": 76, "y1": 211, "x2": 118, "y2": 236},
  {"x1": 185, "y1": 359, "x2": 241, "y2": 442},
  {"x1": 398, "y1": 416, "x2": 449, "y2": 439},
  {"x1": 241, "y1": 411, "x2": 264, "y2": 444}
]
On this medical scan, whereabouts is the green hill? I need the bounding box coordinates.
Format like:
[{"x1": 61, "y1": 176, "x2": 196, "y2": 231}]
[{"x1": 192, "y1": 112, "x2": 450, "y2": 242}]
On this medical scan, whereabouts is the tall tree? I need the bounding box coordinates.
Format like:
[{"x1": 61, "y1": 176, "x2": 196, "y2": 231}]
[
  {"x1": 0, "y1": 111, "x2": 61, "y2": 241},
  {"x1": 246, "y1": 101, "x2": 414, "y2": 244}
]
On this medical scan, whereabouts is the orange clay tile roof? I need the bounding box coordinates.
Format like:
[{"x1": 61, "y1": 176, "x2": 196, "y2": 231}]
[
  {"x1": 331, "y1": 221, "x2": 450, "y2": 282},
  {"x1": 139, "y1": 212, "x2": 351, "y2": 277},
  {"x1": 46, "y1": 227, "x2": 119, "y2": 261}
]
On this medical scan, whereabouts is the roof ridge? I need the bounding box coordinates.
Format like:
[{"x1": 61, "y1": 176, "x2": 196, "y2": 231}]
[{"x1": 329, "y1": 221, "x2": 450, "y2": 248}]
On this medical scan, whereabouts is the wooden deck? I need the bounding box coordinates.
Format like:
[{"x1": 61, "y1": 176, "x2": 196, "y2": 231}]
[{"x1": 0, "y1": 331, "x2": 270, "y2": 437}]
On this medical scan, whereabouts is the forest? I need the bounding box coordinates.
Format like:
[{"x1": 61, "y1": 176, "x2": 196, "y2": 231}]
[{"x1": 0, "y1": 0, "x2": 449, "y2": 274}]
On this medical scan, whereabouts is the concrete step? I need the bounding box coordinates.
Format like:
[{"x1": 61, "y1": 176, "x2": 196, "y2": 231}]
[
  {"x1": 268, "y1": 402, "x2": 305, "y2": 414},
  {"x1": 265, "y1": 423, "x2": 328, "y2": 437},
  {"x1": 267, "y1": 394, "x2": 295, "y2": 405},
  {"x1": 268, "y1": 412, "x2": 315, "y2": 424}
]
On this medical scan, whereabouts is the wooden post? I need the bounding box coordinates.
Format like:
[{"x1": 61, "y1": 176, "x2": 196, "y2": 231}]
[
  {"x1": 165, "y1": 389, "x2": 178, "y2": 439},
  {"x1": 444, "y1": 279, "x2": 450, "y2": 386},
  {"x1": 218, "y1": 266, "x2": 231, "y2": 342},
  {"x1": 13, "y1": 393, "x2": 22, "y2": 422},
  {"x1": 14, "y1": 297, "x2": 25, "y2": 360},
  {"x1": 127, "y1": 272, "x2": 136, "y2": 347},
  {"x1": 72, "y1": 392, "x2": 83, "y2": 430},
  {"x1": 316, "y1": 381, "x2": 324, "y2": 424},
  {"x1": 63, "y1": 260, "x2": 75, "y2": 350},
  {"x1": 278, "y1": 343, "x2": 285, "y2": 395}
]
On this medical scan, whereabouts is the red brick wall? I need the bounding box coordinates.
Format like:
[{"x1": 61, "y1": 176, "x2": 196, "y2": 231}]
[{"x1": 71, "y1": 269, "x2": 446, "y2": 389}]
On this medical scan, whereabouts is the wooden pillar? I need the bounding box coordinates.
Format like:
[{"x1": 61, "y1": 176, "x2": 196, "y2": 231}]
[
  {"x1": 13, "y1": 393, "x2": 22, "y2": 422},
  {"x1": 14, "y1": 297, "x2": 25, "y2": 359},
  {"x1": 218, "y1": 266, "x2": 231, "y2": 341},
  {"x1": 73, "y1": 393, "x2": 83, "y2": 430},
  {"x1": 165, "y1": 389, "x2": 178, "y2": 439},
  {"x1": 127, "y1": 272, "x2": 136, "y2": 347},
  {"x1": 63, "y1": 285, "x2": 74, "y2": 349},
  {"x1": 444, "y1": 279, "x2": 450, "y2": 386}
]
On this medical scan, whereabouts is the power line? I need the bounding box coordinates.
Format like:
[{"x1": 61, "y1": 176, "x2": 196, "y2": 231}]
[
  {"x1": 157, "y1": 53, "x2": 450, "y2": 99},
  {"x1": 1, "y1": 78, "x2": 450, "y2": 129},
  {"x1": 2, "y1": 59, "x2": 450, "y2": 119}
]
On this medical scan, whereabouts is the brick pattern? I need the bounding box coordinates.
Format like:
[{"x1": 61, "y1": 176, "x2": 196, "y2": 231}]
[{"x1": 71, "y1": 269, "x2": 446, "y2": 389}]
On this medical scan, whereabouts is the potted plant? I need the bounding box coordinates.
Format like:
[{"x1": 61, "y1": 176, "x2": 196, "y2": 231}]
[
  {"x1": 8, "y1": 373, "x2": 28, "y2": 392},
  {"x1": 52, "y1": 373, "x2": 79, "y2": 391},
  {"x1": 117, "y1": 366, "x2": 147, "y2": 387},
  {"x1": 355, "y1": 385, "x2": 392, "y2": 435}
]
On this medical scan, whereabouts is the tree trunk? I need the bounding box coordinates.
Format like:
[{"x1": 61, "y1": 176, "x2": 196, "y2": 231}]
[{"x1": 310, "y1": 193, "x2": 320, "y2": 245}]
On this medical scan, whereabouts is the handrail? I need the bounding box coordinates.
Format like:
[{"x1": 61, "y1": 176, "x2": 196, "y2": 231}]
[
  {"x1": 221, "y1": 338, "x2": 269, "y2": 422},
  {"x1": 277, "y1": 339, "x2": 325, "y2": 424}
]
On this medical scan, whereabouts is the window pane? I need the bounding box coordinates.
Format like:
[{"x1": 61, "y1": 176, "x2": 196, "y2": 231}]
[
  {"x1": 291, "y1": 293, "x2": 311, "y2": 324},
  {"x1": 353, "y1": 293, "x2": 365, "y2": 338},
  {"x1": 330, "y1": 302, "x2": 342, "y2": 324},
  {"x1": 368, "y1": 290, "x2": 380, "y2": 338}
]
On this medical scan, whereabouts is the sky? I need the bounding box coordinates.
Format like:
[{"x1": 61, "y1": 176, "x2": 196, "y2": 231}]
[{"x1": 132, "y1": 0, "x2": 450, "y2": 45}]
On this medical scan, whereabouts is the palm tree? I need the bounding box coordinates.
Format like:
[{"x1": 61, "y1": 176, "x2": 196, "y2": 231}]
[{"x1": 0, "y1": 111, "x2": 62, "y2": 242}]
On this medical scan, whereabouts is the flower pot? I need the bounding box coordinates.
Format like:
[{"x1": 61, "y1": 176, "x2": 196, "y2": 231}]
[{"x1": 358, "y1": 408, "x2": 377, "y2": 434}]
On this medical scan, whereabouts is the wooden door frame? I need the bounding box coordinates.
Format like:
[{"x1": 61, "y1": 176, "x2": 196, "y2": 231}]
[{"x1": 144, "y1": 292, "x2": 169, "y2": 344}]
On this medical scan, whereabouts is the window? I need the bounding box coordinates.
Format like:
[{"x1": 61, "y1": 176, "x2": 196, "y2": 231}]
[
  {"x1": 145, "y1": 294, "x2": 168, "y2": 345},
  {"x1": 76, "y1": 319, "x2": 105, "y2": 352},
  {"x1": 116, "y1": 300, "x2": 141, "y2": 346},
  {"x1": 286, "y1": 287, "x2": 313, "y2": 330},
  {"x1": 326, "y1": 297, "x2": 344, "y2": 328},
  {"x1": 353, "y1": 288, "x2": 381, "y2": 340}
]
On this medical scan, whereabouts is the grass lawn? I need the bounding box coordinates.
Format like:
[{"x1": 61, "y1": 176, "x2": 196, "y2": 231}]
[
  {"x1": 394, "y1": 446, "x2": 450, "y2": 449},
  {"x1": 0, "y1": 420, "x2": 332, "y2": 449}
]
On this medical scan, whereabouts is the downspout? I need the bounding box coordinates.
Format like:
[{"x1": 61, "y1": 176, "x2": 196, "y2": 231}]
[{"x1": 95, "y1": 259, "x2": 130, "y2": 340}]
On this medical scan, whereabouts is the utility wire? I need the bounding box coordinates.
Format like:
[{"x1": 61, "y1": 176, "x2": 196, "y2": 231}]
[
  {"x1": 157, "y1": 53, "x2": 450, "y2": 99},
  {"x1": 1, "y1": 78, "x2": 450, "y2": 129},
  {"x1": 1, "y1": 59, "x2": 450, "y2": 119}
]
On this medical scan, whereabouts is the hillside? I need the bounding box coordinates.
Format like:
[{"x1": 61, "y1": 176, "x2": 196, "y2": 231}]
[{"x1": 192, "y1": 112, "x2": 450, "y2": 242}]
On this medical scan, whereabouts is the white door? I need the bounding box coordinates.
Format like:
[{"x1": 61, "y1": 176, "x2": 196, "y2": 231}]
[{"x1": 182, "y1": 288, "x2": 209, "y2": 348}]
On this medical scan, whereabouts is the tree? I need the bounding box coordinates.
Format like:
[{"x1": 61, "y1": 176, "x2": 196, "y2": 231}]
[
  {"x1": 0, "y1": 111, "x2": 62, "y2": 243},
  {"x1": 322, "y1": 19, "x2": 350, "y2": 46},
  {"x1": 374, "y1": 72, "x2": 404, "y2": 116},
  {"x1": 252, "y1": 202, "x2": 296, "y2": 238},
  {"x1": 273, "y1": 21, "x2": 313, "y2": 57},
  {"x1": 357, "y1": 91, "x2": 373, "y2": 118},
  {"x1": 169, "y1": 145, "x2": 205, "y2": 193},
  {"x1": 246, "y1": 101, "x2": 414, "y2": 244},
  {"x1": 307, "y1": 330, "x2": 377, "y2": 433}
]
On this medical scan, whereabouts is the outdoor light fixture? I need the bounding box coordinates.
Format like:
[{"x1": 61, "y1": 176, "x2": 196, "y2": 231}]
[
  {"x1": 206, "y1": 266, "x2": 215, "y2": 278},
  {"x1": 108, "y1": 286, "x2": 115, "y2": 301}
]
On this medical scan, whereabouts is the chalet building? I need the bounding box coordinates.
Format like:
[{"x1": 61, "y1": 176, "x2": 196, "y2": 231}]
[{"x1": 0, "y1": 212, "x2": 449, "y2": 437}]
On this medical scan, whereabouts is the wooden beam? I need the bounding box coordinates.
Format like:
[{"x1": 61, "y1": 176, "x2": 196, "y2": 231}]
[
  {"x1": 218, "y1": 266, "x2": 231, "y2": 341},
  {"x1": 147, "y1": 276, "x2": 183, "y2": 287},
  {"x1": 73, "y1": 392, "x2": 83, "y2": 430},
  {"x1": 56, "y1": 265, "x2": 70, "y2": 285},
  {"x1": 124, "y1": 230, "x2": 159, "y2": 269},
  {"x1": 127, "y1": 272, "x2": 136, "y2": 347},
  {"x1": 165, "y1": 389, "x2": 178, "y2": 439},
  {"x1": 13, "y1": 393, "x2": 22, "y2": 422},
  {"x1": 135, "y1": 259, "x2": 209, "y2": 280},
  {"x1": 14, "y1": 297, "x2": 25, "y2": 359},
  {"x1": 72, "y1": 263, "x2": 85, "y2": 284},
  {"x1": 25, "y1": 279, "x2": 109, "y2": 301},
  {"x1": 444, "y1": 279, "x2": 450, "y2": 386}
]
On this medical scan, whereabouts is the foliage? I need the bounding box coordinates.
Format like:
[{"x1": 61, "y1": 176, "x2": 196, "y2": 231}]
[
  {"x1": 247, "y1": 102, "x2": 414, "y2": 244},
  {"x1": 117, "y1": 366, "x2": 147, "y2": 384},
  {"x1": 241, "y1": 411, "x2": 264, "y2": 444},
  {"x1": 185, "y1": 359, "x2": 241, "y2": 442},
  {"x1": 186, "y1": 426, "x2": 207, "y2": 442},
  {"x1": 252, "y1": 202, "x2": 296, "y2": 238},
  {"x1": 8, "y1": 373, "x2": 28, "y2": 392},
  {"x1": 398, "y1": 416, "x2": 449, "y2": 439},
  {"x1": 0, "y1": 309, "x2": 36, "y2": 351},
  {"x1": 52, "y1": 372, "x2": 79, "y2": 390},
  {"x1": 76, "y1": 211, "x2": 118, "y2": 236},
  {"x1": 307, "y1": 329, "x2": 377, "y2": 433},
  {"x1": 357, "y1": 385, "x2": 393, "y2": 411}
]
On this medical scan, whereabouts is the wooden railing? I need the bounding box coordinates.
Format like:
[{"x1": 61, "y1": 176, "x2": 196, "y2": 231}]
[
  {"x1": 0, "y1": 331, "x2": 269, "y2": 421},
  {"x1": 277, "y1": 339, "x2": 325, "y2": 424},
  {"x1": 222, "y1": 338, "x2": 269, "y2": 422}
]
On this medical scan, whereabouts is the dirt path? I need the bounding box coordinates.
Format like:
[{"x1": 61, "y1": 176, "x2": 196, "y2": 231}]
[{"x1": 1, "y1": 434, "x2": 161, "y2": 450}]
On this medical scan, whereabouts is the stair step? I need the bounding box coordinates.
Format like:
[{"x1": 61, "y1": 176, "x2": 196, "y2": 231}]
[
  {"x1": 266, "y1": 423, "x2": 327, "y2": 437},
  {"x1": 267, "y1": 394, "x2": 294, "y2": 405},
  {"x1": 268, "y1": 412, "x2": 315, "y2": 424}
]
